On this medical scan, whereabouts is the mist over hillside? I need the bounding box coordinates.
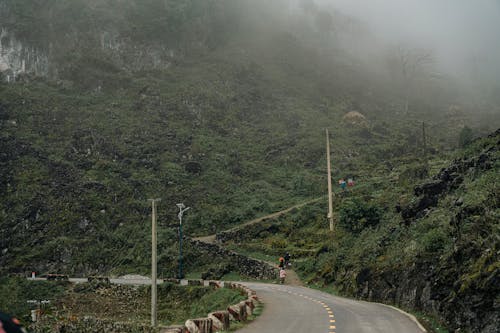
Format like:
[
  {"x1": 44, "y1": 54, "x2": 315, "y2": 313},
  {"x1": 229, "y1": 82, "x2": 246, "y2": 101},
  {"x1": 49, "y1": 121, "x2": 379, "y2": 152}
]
[
  {"x1": 317, "y1": 0, "x2": 500, "y2": 85},
  {"x1": 0, "y1": 2, "x2": 499, "y2": 331},
  {"x1": 1, "y1": 0, "x2": 499, "y2": 123}
]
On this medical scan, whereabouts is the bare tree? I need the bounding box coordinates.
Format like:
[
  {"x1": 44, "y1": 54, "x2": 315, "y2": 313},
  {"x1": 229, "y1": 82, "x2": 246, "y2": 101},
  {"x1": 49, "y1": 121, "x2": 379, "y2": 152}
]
[{"x1": 395, "y1": 46, "x2": 435, "y2": 114}]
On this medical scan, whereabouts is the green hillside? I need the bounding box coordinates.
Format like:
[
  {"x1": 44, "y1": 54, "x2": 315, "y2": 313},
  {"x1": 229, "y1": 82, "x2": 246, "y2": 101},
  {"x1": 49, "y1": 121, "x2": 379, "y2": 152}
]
[
  {"x1": 219, "y1": 129, "x2": 499, "y2": 332},
  {"x1": 0, "y1": 0, "x2": 499, "y2": 324}
]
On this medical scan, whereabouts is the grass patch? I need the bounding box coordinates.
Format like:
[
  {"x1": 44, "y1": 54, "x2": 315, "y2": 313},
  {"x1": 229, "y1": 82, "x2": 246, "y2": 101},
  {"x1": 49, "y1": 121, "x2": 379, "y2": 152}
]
[
  {"x1": 306, "y1": 282, "x2": 340, "y2": 296},
  {"x1": 184, "y1": 271, "x2": 203, "y2": 279},
  {"x1": 189, "y1": 287, "x2": 247, "y2": 319},
  {"x1": 0, "y1": 277, "x2": 69, "y2": 325},
  {"x1": 220, "y1": 272, "x2": 244, "y2": 281},
  {"x1": 413, "y1": 312, "x2": 449, "y2": 333},
  {"x1": 228, "y1": 303, "x2": 264, "y2": 332},
  {"x1": 226, "y1": 247, "x2": 277, "y2": 264},
  {"x1": 3, "y1": 279, "x2": 246, "y2": 327}
]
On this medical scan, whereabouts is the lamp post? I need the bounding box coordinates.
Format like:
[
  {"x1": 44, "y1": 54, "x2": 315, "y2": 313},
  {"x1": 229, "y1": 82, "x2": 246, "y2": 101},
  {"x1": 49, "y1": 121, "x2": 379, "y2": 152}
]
[{"x1": 177, "y1": 203, "x2": 190, "y2": 279}]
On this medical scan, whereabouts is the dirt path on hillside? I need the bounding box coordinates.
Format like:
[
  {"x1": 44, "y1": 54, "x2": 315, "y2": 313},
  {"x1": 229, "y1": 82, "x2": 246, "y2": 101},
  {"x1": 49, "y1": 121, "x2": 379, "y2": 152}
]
[
  {"x1": 194, "y1": 197, "x2": 323, "y2": 244},
  {"x1": 284, "y1": 268, "x2": 303, "y2": 286},
  {"x1": 194, "y1": 198, "x2": 320, "y2": 287}
]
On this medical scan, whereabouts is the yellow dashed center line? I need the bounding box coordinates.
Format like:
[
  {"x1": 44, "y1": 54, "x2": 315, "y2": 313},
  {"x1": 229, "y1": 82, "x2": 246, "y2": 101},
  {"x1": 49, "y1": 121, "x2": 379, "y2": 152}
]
[{"x1": 272, "y1": 288, "x2": 337, "y2": 333}]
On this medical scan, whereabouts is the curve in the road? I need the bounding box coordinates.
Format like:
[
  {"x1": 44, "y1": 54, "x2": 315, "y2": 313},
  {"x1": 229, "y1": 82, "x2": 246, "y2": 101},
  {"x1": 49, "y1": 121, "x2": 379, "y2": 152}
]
[{"x1": 237, "y1": 282, "x2": 426, "y2": 333}]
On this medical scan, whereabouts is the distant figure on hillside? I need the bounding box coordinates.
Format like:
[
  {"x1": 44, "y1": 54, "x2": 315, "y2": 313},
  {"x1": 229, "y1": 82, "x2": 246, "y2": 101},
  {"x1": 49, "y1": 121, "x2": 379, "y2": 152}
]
[
  {"x1": 284, "y1": 252, "x2": 291, "y2": 266},
  {"x1": 278, "y1": 257, "x2": 285, "y2": 269},
  {"x1": 279, "y1": 268, "x2": 287, "y2": 284},
  {"x1": 339, "y1": 178, "x2": 347, "y2": 191},
  {"x1": 347, "y1": 178, "x2": 355, "y2": 187}
]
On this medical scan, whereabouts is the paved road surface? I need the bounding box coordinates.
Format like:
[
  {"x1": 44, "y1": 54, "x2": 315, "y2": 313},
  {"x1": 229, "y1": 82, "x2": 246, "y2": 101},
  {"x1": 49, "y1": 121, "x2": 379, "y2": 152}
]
[
  {"x1": 237, "y1": 282, "x2": 426, "y2": 333},
  {"x1": 31, "y1": 277, "x2": 425, "y2": 332}
]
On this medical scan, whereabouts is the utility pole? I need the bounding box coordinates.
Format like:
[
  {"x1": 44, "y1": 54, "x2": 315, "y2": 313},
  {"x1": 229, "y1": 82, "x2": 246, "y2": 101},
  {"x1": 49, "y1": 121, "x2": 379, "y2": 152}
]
[
  {"x1": 177, "y1": 203, "x2": 190, "y2": 279},
  {"x1": 326, "y1": 129, "x2": 334, "y2": 231},
  {"x1": 148, "y1": 198, "x2": 160, "y2": 328}
]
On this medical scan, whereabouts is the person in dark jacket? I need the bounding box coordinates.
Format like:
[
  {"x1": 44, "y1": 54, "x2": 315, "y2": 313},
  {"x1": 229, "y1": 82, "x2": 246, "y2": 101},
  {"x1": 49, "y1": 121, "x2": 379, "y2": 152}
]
[
  {"x1": 0, "y1": 312, "x2": 26, "y2": 333},
  {"x1": 284, "y1": 252, "x2": 291, "y2": 266}
]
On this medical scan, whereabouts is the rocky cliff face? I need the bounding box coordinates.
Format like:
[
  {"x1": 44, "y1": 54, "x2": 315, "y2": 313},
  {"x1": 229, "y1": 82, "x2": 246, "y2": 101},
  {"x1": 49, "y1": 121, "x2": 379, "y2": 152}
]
[
  {"x1": 357, "y1": 256, "x2": 499, "y2": 333},
  {"x1": 189, "y1": 239, "x2": 278, "y2": 280},
  {"x1": 0, "y1": 25, "x2": 175, "y2": 83},
  {"x1": 358, "y1": 130, "x2": 500, "y2": 333},
  {"x1": 0, "y1": 28, "x2": 49, "y2": 81},
  {"x1": 0, "y1": 0, "x2": 226, "y2": 85}
]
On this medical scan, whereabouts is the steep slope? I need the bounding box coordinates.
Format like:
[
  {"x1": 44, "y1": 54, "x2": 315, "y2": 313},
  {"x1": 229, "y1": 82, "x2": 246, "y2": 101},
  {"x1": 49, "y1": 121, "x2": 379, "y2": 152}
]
[
  {"x1": 0, "y1": 0, "x2": 498, "y2": 284},
  {"x1": 217, "y1": 130, "x2": 499, "y2": 332}
]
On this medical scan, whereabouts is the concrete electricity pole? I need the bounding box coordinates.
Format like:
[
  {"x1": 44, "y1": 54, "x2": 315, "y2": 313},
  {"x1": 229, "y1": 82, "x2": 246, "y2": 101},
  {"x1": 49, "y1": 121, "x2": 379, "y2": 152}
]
[
  {"x1": 148, "y1": 198, "x2": 160, "y2": 327},
  {"x1": 177, "y1": 203, "x2": 190, "y2": 279},
  {"x1": 326, "y1": 129, "x2": 334, "y2": 231}
]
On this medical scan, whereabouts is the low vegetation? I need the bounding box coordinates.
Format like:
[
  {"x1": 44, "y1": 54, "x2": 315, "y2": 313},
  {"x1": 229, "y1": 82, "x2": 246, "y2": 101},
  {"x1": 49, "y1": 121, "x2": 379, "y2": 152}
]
[
  {"x1": 220, "y1": 130, "x2": 499, "y2": 332},
  {"x1": 1, "y1": 277, "x2": 246, "y2": 327},
  {"x1": 1, "y1": 1, "x2": 499, "y2": 332}
]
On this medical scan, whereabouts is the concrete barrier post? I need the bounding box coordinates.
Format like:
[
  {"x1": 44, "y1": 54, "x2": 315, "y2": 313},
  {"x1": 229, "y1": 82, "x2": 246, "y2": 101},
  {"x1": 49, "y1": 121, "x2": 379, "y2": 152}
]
[
  {"x1": 208, "y1": 311, "x2": 230, "y2": 331},
  {"x1": 245, "y1": 299, "x2": 255, "y2": 315},
  {"x1": 238, "y1": 301, "x2": 248, "y2": 321},
  {"x1": 227, "y1": 304, "x2": 243, "y2": 321},
  {"x1": 185, "y1": 318, "x2": 212, "y2": 333}
]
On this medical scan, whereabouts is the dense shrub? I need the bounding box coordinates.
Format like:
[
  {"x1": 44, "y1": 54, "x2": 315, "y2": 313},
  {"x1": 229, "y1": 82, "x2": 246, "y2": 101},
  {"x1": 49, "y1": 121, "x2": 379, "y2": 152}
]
[
  {"x1": 421, "y1": 227, "x2": 448, "y2": 253},
  {"x1": 338, "y1": 198, "x2": 383, "y2": 233}
]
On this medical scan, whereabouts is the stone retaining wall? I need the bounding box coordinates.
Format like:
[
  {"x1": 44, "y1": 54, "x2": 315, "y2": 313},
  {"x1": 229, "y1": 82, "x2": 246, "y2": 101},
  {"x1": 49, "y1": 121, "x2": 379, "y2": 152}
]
[{"x1": 189, "y1": 239, "x2": 277, "y2": 280}]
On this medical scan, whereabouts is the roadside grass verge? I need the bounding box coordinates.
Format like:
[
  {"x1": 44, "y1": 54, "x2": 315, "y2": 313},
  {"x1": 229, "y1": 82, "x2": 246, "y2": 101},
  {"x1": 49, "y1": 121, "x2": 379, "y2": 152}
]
[
  {"x1": 413, "y1": 312, "x2": 449, "y2": 333},
  {"x1": 1, "y1": 278, "x2": 247, "y2": 327},
  {"x1": 228, "y1": 303, "x2": 264, "y2": 332}
]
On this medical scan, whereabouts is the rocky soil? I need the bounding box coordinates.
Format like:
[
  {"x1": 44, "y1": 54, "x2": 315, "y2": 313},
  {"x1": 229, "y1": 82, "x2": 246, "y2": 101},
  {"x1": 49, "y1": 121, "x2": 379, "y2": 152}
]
[{"x1": 360, "y1": 130, "x2": 500, "y2": 333}]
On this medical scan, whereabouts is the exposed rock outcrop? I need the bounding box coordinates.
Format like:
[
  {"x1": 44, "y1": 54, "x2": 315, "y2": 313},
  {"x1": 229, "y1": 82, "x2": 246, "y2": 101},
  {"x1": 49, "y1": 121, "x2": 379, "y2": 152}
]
[
  {"x1": 367, "y1": 129, "x2": 500, "y2": 333},
  {"x1": 0, "y1": 28, "x2": 49, "y2": 81},
  {"x1": 400, "y1": 133, "x2": 498, "y2": 223}
]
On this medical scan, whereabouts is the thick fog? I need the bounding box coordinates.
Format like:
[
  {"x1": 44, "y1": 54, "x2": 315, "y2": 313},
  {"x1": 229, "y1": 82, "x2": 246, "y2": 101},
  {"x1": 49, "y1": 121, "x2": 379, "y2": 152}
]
[{"x1": 311, "y1": 0, "x2": 500, "y2": 89}]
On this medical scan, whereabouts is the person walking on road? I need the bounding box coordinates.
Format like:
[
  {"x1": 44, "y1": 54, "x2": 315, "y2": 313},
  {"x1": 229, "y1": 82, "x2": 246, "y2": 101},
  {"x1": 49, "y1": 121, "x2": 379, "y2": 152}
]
[
  {"x1": 279, "y1": 268, "x2": 287, "y2": 284},
  {"x1": 284, "y1": 252, "x2": 291, "y2": 266},
  {"x1": 278, "y1": 256, "x2": 285, "y2": 269}
]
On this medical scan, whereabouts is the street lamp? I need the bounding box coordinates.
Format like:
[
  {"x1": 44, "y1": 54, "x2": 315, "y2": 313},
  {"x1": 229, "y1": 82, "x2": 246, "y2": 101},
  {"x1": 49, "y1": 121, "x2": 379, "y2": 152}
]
[{"x1": 177, "y1": 203, "x2": 190, "y2": 279}]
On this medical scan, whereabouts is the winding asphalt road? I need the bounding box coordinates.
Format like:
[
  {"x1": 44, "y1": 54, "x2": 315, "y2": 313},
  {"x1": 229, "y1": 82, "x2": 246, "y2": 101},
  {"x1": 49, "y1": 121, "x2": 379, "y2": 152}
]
[
  {"x1": 237, "y1": 282, "x2": 426, "y2": 333},
  {"x1": 31, "y1": 277, "x2": 425, "y2": 332}
]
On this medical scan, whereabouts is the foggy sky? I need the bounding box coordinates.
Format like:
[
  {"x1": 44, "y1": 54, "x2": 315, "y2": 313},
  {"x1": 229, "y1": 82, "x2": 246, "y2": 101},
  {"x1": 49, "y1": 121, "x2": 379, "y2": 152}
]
[{"x1": 317, "y1": 0, "x2": 500, "y2": 83}]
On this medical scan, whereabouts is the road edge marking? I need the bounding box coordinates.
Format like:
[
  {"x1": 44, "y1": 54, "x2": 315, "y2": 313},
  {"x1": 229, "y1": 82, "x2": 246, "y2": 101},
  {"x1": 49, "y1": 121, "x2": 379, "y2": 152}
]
[{"x1": 375, "y1": 303, "x2": 427, "y2": 332}]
